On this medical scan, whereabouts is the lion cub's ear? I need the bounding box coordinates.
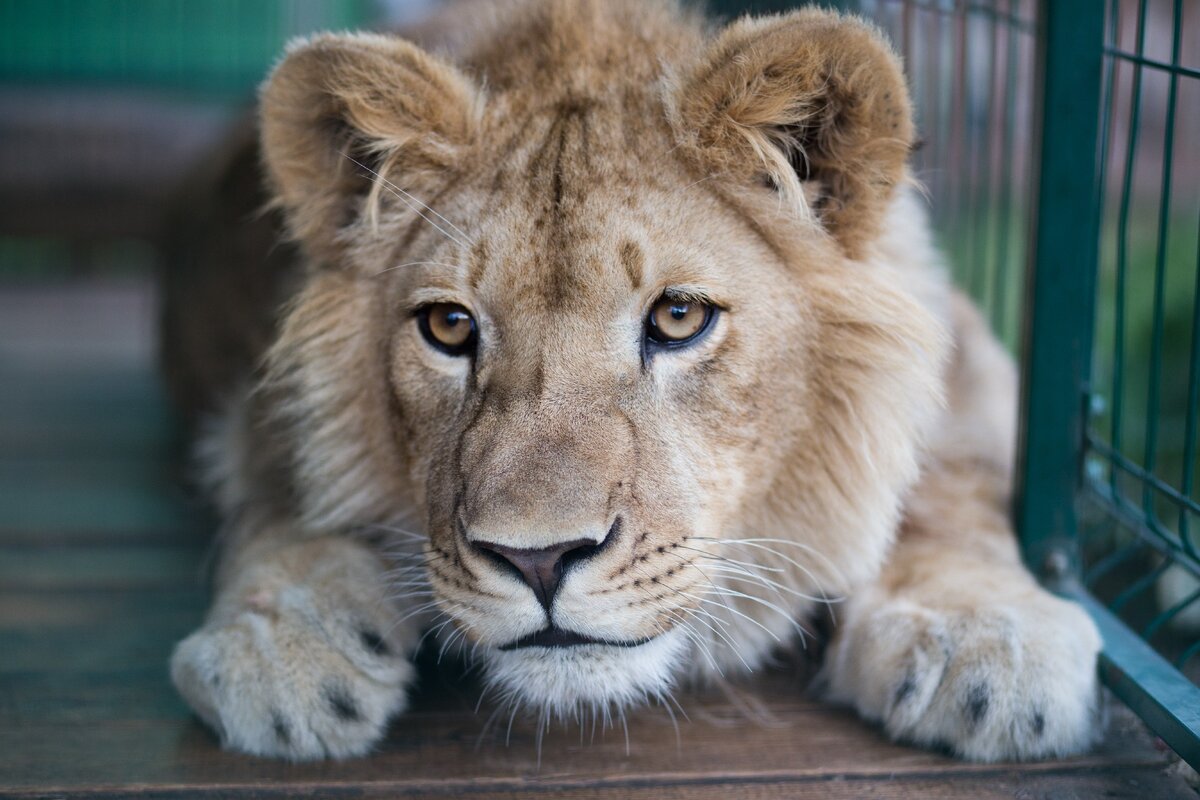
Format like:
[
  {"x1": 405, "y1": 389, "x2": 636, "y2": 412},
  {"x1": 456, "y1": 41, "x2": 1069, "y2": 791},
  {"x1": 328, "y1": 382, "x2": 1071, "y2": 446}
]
[
  {"x1": 673, "y1": 10, "x2": 914, "y2": 257},
  {"x1": 260, "y1": 33, "x2": 481, "y2": 262}
]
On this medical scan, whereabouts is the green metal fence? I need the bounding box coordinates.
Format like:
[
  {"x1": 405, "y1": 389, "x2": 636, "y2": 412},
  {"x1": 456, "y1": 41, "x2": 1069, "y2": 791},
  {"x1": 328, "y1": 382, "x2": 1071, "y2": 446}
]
[
  {"x1": 821, "y1": 0, "x2": 1200, "y2": 770},
  {"x1": 1074, "y1": 0, "x2": 1200, "y2": 767}
]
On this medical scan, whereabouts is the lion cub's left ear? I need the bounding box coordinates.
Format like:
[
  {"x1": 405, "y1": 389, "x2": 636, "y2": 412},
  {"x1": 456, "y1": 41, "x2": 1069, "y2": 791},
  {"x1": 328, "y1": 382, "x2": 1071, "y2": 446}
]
[
  {"x1": 260, "y1": 33, "x2": 482, "y2": 263},
  {"x1": 672, "y1": 10, "x2": 914, "y2": 257}
]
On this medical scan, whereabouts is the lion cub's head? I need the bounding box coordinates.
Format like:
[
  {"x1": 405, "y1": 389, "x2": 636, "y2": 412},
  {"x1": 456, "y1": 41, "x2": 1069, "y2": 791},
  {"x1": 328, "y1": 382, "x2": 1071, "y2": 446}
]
[{"x1": 259, "y1": 0, "x2": 946, "y2": 718}]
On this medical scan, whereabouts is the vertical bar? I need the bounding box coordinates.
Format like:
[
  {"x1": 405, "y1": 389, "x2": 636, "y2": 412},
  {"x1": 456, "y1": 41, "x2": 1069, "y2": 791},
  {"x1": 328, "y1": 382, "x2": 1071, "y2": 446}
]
[
  {"x1": 1139, "y1": 0, "x2": 1183, "y2": 526},
  {"x1": 964, "y1": 8, "x2": 987, "y2": 303},
  {"x1": 1014, "y1": 0, "x2": 1106, "y2": 577},
  {"x1": 1183, "y1": 208, "x2": 1200, "y2": 554},
  {"x1": 949, "y1": 3, "x2": 968, "y2": 278},
  {"x1": 924, "y1": 4, "x2": 944, "y2": 213},
  {"x1": 991, "y1": 0, "x2": 1019, "y2": 346},
  {"x1": 967, "y1": 8, "x2": 994, "y2": 309},
  {"x1": 1110, "y1": 0, "x2": 1149, "y2": 492},
  {"x1": 978, "y1": 6, "x2": 1002, "y2": 327},
  {"x1": 1091, "y1": 0, "x2": 1119, "y2": 488}
]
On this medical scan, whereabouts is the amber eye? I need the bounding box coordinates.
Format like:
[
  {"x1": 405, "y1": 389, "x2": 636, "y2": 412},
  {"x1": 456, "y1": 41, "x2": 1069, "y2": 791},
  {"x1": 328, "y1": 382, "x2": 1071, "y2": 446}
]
[
  {"x1": 417, "y1": 303, "x2": 477, "y2": 356},
  {"x1": 645, "y1": 295, "x2": 716, "y2": 348}
]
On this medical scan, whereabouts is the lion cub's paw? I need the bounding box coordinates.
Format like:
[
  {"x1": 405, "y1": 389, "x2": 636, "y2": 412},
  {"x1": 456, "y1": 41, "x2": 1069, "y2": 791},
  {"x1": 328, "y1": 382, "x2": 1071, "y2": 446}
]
[
  {"x1": 171, "y1": 582, "x2": 413, "y2": 760},
  {"x1": 825, "y1": 591, "x2": 1102, "y2": 761}
]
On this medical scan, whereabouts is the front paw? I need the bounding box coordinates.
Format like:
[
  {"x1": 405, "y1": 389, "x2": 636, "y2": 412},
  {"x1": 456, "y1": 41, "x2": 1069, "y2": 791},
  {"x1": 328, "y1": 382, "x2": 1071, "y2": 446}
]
[
  {"x1": 824, "y1": 591, "x2": 1102, "y2": 761},
  {"x1": 171, "y1": 582, "x2": 414, "y2": 760}
]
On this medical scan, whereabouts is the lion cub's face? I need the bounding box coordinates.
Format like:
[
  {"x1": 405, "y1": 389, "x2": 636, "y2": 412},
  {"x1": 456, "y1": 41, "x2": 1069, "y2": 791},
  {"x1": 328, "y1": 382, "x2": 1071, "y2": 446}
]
[
  {"x1": 387, "y1": 114, "x2": 810, "y2": 707},
  {"x1": 261, "y1": 5, "x2": 944, "y2": 716}
]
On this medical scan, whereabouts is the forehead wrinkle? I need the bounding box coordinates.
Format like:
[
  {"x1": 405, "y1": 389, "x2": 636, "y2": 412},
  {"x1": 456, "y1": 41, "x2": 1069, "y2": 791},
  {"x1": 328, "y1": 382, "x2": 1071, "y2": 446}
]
[
  {"x1": 470, "y1": 98, "x2": 714, "y2": 317},
  {"x1": 530, "y1": 98, "x2": 634, "y2": 307},
  {"x1": 619, "y1": 240, "x2": 644, "y2": 290},
  {"x1": 467, "y1": 240, "x2": 489, "y2": 291}
]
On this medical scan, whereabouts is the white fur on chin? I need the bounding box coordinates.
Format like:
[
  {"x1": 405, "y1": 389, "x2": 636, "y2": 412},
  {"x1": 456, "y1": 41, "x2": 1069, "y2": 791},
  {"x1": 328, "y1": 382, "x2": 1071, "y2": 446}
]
[{"x1": 482, "y1": 628, "x2": 689, "y2": 720}]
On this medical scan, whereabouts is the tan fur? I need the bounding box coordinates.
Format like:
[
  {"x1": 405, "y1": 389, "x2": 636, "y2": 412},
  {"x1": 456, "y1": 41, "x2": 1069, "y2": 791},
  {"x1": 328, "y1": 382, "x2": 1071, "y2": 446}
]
[
  {"x1": 670, "y1": 9, "x2": 914, "y2": 255},
  {"x1": 168, "y1": 0, "x2": 1099, "y2": 762}
]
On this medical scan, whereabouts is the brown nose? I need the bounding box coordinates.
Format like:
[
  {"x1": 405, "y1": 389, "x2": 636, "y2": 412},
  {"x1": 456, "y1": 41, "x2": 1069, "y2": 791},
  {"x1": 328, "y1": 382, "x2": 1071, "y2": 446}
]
[{"x1": 472, "y1": 523, "x2": 617, "y2": 612}]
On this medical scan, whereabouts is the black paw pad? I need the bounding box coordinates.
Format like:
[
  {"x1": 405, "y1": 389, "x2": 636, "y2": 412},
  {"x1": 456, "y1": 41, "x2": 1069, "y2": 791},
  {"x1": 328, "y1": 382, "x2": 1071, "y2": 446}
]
[
  {"x1": 964, "y1": 684, "x2": 990, "y2": 727},
  {"x1": 360, "y1": 629, "x2": 389, "y2": 656},
  {"x1": 270, "y1": 709, "x2": 292, "y2": 745},
  {"x1": 322, "y1": 681, "x2": 362, "y2": 722},
  {"x1": 893, "y1": 675, "x2": 916, "y2": 707}
]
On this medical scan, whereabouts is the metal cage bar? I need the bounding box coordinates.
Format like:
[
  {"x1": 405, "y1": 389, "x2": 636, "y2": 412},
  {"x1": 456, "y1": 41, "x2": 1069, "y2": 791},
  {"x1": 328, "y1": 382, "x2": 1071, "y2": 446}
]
[
  {"x1": 1075, "y1": 591, "x2": 1200, "y2": 766},
  {"x1": 1014, "y1": 0, "x2": 1105, "y2": 578},
  {"x1": 1019, "y1": 0, "x2": 1200, "y2": 768}
]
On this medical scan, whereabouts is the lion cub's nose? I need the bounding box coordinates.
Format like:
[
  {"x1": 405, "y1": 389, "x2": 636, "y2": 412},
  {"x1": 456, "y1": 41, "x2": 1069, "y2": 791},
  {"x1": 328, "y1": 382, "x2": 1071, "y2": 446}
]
[{"x1": 472, "y1": 523, "x2": 617, "y2": 612}]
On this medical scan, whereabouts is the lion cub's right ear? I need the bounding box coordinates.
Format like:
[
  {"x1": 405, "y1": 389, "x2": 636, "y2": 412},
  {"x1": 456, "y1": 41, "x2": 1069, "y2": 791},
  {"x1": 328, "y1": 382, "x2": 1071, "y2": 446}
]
[{"x1": 260, "y1": 33, "x2": 482, "y2": 263}]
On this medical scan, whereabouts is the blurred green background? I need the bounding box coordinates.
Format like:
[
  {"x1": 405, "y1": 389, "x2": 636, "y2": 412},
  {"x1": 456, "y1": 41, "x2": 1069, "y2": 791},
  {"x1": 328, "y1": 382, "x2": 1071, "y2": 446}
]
[
  {"x1": 0, "y1": 0, "x2": 375, "y2": 96},
  {"x1": 0, "y1": 0, "x2": 391, "y2": 278}
]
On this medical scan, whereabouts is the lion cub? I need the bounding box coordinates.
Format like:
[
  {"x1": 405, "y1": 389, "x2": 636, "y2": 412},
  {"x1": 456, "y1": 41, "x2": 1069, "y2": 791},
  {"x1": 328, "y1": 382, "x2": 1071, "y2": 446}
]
[{"x1": 167, "y1": 0, "x2": 1101, "y2": 762}]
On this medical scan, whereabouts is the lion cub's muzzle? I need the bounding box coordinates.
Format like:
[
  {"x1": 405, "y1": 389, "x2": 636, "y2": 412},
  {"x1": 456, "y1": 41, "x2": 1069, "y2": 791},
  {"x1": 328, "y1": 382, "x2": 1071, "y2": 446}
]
[{"x1": 469, "y1": 517, "x2": 632, "y2": 649}]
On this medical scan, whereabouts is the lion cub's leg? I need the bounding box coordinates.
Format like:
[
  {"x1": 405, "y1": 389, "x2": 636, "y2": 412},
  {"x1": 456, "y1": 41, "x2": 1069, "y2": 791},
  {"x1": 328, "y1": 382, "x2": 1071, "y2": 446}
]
[
  {"x1": 171, "y1": 525, "x2": 418, "y2": 759},
  {"x1": 824, "y1": 295, "x2": 1102, "y2": 761}
]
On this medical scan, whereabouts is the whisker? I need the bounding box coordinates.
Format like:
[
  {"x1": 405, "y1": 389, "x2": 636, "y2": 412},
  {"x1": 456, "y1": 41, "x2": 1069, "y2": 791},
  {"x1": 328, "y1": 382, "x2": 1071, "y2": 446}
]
[
  {"x1": 381, "y1": 603, "x2": 443, "y2": 642},
  {"x1": 505, "y1": 697, "x2": 521, "y2": 746},
  {"x1": 415, "y1": 615, "x2": 457, "y2": 650},
  {"x1": 625, "y1": 562, "x2": 742, "y2": 666},
  {"x1": 475, "y1": 701, "x2": 506, "y2": 751},
  {"x1": 658, "y1": 691, "x2": 682, "y2": 754},
  {"x1": 373, "y1": 260, "x2": 468, "y2": 277},
  {"x1": 618, "y1": 705, "x2": 630, "y2": 757},
  {"x1": 705, "y1": 536, "x2": 849, "y2": 593},
  {"x1": 360, "y1": 522, "x2": 429, "y2": 541},
  {"x1": 674, "y1": 172, "x2": 722, "y2": 193},
  {"x1": 664, "y1": 595, "x2": 751, "y2": 673},
  {"x1": 695, "y1": 584, "x2": 810, "y2": 643},
  {"x1": 679, "y1": 590, "x2": 782, "y2": 644},
  {"x1": 343, "y1": 153, "x2": 475, "y2": 246},
  {"x1": 675, "y1": 544, "x2": 787, "y2": 574},
  {"x1": 438, "y1": 622, "x2": 470, "y2": 663},
  {"x1": 656, "y1": 606, "x2": 726, "y2": 674},
  {"x1": 695, "y1": 562, "x2": 828, "y2": 604},
  {"x1": 535, "y1": 706, "x2": 546, "y2": 768},
  {"x1": 690, "y1": 537, "x2": 846, "y2": 607}
]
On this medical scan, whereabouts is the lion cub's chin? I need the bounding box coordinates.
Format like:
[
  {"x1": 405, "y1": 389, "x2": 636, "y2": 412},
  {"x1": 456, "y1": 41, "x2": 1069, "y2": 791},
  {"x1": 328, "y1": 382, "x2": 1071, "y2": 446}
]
[{"x1": 482, "y1": 628, "x2": 689, "y2": 718}]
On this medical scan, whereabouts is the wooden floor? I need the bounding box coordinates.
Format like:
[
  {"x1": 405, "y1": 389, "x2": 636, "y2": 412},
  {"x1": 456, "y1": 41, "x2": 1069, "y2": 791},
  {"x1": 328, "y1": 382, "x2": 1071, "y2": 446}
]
[{"x1": 0, "y1": 280, "x2": 1194, "y2": 799}]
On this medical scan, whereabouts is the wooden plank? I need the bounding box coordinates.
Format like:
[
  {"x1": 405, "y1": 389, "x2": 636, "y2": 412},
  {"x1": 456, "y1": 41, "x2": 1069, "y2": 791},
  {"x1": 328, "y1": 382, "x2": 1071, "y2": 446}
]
[
  {"x1": 5, "y1": 769, "x2": 1192, "y2": 800},
  {"x1": 1, "y1": 568, "x2": 1187, "y2": 798},
  {"x1": 0, "y1": 715, "x2": 1190, "y2": 798},
  {"x1": 0, "y1": 634, "x2": 1182, "y2": 796}
]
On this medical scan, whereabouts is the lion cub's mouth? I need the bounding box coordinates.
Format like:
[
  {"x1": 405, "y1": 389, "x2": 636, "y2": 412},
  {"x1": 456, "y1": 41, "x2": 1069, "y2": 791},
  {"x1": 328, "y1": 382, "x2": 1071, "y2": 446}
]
[{"x1": 499, "y1": 626, "x2": 655, "y2": 651}]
